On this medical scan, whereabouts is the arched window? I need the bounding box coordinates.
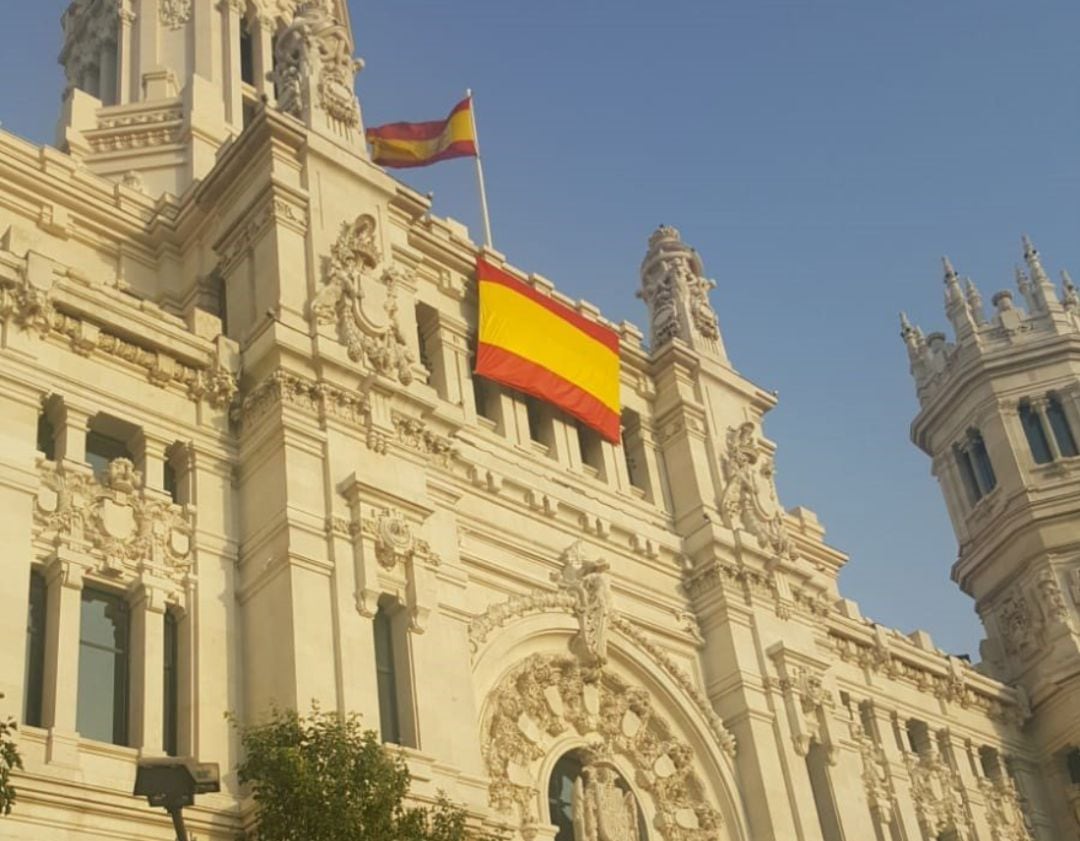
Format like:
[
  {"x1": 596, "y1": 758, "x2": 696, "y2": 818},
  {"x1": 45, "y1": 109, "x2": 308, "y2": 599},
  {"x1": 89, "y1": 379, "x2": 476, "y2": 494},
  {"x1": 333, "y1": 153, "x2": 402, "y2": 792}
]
[
  {"x1": 547, "y1": 754, "x2": 646, "y2": 841},
  {"x1": 1047, "y1": 395, "x2": 1078, "y2": 458},
  {"x1": 1019, "y1": 401, "x2": 1053, "y2": 464}
]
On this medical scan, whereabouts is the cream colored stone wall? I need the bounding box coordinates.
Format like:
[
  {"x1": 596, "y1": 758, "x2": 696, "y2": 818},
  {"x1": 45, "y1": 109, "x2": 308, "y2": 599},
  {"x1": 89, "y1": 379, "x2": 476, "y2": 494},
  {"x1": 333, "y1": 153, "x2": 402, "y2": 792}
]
[{"x1": 0, "y1": 3, "x2": 1072, "y2": 841}]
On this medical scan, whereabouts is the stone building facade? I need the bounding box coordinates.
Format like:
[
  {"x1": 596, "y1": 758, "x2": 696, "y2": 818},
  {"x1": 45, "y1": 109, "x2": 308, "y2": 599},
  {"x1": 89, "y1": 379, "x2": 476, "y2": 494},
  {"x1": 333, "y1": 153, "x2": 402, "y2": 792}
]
[{"x1": 0, "y1": 2, "x2": 1076, "y2": 840}]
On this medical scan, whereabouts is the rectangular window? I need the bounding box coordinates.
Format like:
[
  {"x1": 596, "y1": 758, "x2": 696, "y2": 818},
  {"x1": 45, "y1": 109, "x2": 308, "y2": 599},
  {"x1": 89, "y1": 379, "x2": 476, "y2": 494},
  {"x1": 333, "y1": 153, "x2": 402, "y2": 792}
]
[
  {"x1": 806, "y1": 743, "x2": 843, "y2": 841},
  {"x1": 1067, "y1": 748, "x2": 1080, "y2": 785},
  {"x1": 970, "y1": 434, "x2": 997, "y2": 494},
  {"x1": 373, "y1": 605, "x2": 401, "y2": 745},
  {"x1": 240, "y1": 22, "x2": 256, "y2": 87},
  {"x1": 1047, "y1": 397, "x2": 1078, "y2": 458},
  {"x1": 37, "y1": 413, "x2": 56, "y2": 461},
  {"x1": 164, "y1": 461, "x2": 180, "y2": 504},
  {"x1": 23, "y1": 570, "x2": 47, "y2": 727},
  {"x1": 525, "y1": 396, "x2": 544, "y2": 443},
  {"x1": 1020, "y1": 402, "x2": 1053, "y2": 464},
  {"x1": 163, "y1": 610, "x2": 179, "y2": 756},
  {"x1": 77, "y1": 588, "x2": 130, "y2": 746},
  {"x1": 576, "y1": 421, "x2": 604, "y2": 477}
]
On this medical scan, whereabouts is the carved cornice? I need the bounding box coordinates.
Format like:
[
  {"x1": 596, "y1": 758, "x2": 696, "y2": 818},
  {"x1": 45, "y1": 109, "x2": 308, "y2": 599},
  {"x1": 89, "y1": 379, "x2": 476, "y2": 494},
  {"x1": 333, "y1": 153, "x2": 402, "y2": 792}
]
[{"x1": 0, "y1": 270, "x2": 237, "y2": 408}]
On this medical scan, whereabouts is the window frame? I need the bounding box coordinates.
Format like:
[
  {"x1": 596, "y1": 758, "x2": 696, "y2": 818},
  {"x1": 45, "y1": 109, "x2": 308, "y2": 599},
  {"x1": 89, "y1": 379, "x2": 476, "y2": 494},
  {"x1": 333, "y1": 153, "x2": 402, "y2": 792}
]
[{"x1": 76, "y1": 586, "x2": 131, "y2": 746}]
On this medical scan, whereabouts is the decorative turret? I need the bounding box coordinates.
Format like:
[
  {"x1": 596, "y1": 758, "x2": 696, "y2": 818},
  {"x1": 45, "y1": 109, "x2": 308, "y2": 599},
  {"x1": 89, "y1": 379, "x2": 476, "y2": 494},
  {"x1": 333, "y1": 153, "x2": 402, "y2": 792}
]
[
  {"x1": 637, "y1": 226, "x2": 727, "y2": 361},
  {"x1": 56, "y1": 0, "x2": 365, "y2": 197},
  {"x1": 903, "y1": 235, "x2": 1080, "y2": 825}
]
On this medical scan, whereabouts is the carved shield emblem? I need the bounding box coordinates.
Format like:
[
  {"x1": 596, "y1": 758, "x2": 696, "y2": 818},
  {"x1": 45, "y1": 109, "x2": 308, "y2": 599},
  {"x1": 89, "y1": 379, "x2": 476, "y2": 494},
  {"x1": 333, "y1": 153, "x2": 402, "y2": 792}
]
[
  {"x1": 169, "y1": 529, "x2": 191, "y2": 557},
  {"x1": 100, "y1": 499, "x2": 136, "y2": 539}
]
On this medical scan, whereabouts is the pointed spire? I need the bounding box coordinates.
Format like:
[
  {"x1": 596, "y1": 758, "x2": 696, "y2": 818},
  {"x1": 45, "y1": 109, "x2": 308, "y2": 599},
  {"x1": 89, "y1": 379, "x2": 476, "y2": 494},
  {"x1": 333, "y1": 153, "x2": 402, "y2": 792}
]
[
  {"x1": 1022, "y1": 234, "x2": 1060, "y2": 312},
  {"x1": 1062, "y1": 270, "x2": 1079, "y2": 312},
  {"x1": 1014, "y1": 264, "x2": 1037, "y2": 313},
  {"x1": 942, "y1": 256, "x2": 964, "y2": 304},
  {"x1": 965, "y1": 277, "x2": 986, "y2": 326}
]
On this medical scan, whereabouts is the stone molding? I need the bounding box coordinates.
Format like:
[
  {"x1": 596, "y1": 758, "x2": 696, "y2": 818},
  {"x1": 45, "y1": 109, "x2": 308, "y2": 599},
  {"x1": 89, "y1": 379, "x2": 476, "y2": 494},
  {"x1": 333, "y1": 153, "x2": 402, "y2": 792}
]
[{"x1": 482, "y1": 653, "x2": 725, "y2": 841}]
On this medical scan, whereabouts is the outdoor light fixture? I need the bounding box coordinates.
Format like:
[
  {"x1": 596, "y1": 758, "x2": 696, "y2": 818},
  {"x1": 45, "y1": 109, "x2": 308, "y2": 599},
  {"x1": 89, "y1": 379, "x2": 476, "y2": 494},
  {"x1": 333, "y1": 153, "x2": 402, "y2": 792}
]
[{"x1": 133, "y1": 758, "x2": 220, "y2": 841}]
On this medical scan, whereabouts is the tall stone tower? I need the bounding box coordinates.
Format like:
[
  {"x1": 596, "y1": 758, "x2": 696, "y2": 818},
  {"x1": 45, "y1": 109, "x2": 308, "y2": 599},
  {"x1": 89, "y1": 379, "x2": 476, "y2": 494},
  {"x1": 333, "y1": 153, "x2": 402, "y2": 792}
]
[
  {"x1": 903, "y1": 238, "x2": 1080, "y2": 831},
  {"x1": 56, "y1": 0, "x2": 366, "y2": 197}
]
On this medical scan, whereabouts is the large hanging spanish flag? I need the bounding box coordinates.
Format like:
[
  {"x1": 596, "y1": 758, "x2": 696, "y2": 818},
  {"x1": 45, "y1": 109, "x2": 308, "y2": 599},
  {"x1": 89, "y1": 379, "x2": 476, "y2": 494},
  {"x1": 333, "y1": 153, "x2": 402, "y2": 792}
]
[
  {"x1": 476, "y1": 258, "x2": 621, "y2": 442},
  {"x1": 366, "y1": 97, "x2": 477, "y2": 168}
]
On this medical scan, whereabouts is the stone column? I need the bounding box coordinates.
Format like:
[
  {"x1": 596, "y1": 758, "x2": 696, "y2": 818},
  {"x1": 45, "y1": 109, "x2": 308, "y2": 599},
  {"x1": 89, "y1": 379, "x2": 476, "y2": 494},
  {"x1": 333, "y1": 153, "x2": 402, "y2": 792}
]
[
  {"x1": 218, "y1": 0, "x2": 244, "y2": 128},
  {"x1": 42, "y1": 555, "x2": 84, "y2": 766},
  {"x1": 129, "y1": 581, "x2": 167, "y2": 756},
  {"x1": 52, "y1": 401, "x2": 91, "y2": 466},
  {"x1": 117, "y1": 3, "x2": 135, "y2": 104}
]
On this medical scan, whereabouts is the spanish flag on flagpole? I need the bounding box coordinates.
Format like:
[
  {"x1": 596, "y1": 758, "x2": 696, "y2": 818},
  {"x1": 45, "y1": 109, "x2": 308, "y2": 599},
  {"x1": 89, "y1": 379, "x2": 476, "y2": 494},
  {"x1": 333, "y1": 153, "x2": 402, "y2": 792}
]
[
  {"x1": 475, "y1": 257, "x2": 622, "y2": 442},
  {"x1": 366, "y1": 92, "x2": 495, "y2": 248},
  {"x1": 366, "y1": 97, "x2": 477, "y2": 168}
]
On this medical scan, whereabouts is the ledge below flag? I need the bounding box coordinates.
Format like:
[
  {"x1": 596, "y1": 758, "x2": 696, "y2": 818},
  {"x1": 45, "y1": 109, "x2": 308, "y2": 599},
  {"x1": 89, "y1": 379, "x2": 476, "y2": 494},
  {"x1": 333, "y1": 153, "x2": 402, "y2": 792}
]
[
  {"x1": 366, "y1": 97, "x2": 477, "y2": 169},
  {"x1": 475, "y1": 257, "x2": 621, "y2": 442}
]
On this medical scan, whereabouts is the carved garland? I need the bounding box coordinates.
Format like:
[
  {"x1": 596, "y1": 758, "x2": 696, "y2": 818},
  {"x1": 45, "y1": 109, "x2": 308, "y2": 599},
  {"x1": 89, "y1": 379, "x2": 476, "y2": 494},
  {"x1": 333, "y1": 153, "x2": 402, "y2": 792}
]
[
  {"x1": 719, "y1": 423, "x2": 794, "y2": 560},
  {"x1": 483, "y1": 653, "x2": 724, "y2": 841}
]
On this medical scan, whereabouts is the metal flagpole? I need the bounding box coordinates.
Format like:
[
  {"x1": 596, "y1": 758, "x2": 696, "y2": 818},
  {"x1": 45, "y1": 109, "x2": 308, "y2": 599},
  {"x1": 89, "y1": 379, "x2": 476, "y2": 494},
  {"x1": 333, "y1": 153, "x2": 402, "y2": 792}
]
[{"x1": 466, "y1": 89, "x2": 494, "y2": 249}]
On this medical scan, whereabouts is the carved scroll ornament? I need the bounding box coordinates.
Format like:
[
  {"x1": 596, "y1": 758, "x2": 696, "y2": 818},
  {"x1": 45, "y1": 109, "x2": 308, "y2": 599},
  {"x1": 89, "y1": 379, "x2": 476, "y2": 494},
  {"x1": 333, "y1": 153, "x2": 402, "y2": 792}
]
[
  {"x1": 310, "y1": 214, "x2": 416, "y2": 384},
  {"x1": 720, "y1": 422, "x2": 794, "y2": 559}
]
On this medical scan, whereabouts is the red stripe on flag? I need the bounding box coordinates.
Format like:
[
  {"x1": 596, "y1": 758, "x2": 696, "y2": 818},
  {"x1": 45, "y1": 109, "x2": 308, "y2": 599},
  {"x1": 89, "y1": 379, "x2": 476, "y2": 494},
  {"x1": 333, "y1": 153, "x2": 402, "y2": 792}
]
[
  {"x1": 477, "y1": 259, "x2": 619, "y2": 354},
  {"x1": 476, "y1": 343, "x2": 621, "y2": 443},
  {"x1": 372, "y1": 139, "x2": 477, "y2": 168},
  {"x1": 365, "y1": 97, "x2": 472, "y2": 142}
]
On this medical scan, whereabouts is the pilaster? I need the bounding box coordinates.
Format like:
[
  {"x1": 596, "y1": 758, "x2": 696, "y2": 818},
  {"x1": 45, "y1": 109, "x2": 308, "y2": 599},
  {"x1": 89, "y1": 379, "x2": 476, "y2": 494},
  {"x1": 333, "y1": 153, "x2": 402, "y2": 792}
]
[{"x1": 42, "y1": 555, "x2": 84, "y2": 767}]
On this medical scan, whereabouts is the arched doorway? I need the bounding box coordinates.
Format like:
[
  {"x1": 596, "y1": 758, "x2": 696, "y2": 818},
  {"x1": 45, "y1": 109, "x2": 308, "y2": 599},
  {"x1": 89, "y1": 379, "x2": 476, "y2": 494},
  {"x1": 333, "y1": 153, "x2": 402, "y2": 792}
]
[{"x1": 548, "y1": 751, "x2": 647, "y2": 841}]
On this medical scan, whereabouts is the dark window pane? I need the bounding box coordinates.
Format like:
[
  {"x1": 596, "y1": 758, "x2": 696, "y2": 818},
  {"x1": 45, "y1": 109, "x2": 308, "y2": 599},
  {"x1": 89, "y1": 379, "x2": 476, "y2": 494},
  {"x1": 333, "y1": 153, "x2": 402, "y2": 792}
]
[
  {"x1": 164, "y1": 461, "x2": 179, "y2": 503},
  {"x1": 969, "y1": 432, "x2": 997, "y2": 495},
  {"x1": 1048, "y1": 398, "x2": 1078, "y2": 458},
  {"x1": 525, "y1": 396, "x2": 543, "y2": 442},
  {"x1": 548, "y1": 754, "x2": 583, "y2": 841},
  {"x1": 23, "y1": 571, "x2": 47, "y2": 726},
  {"x1": 37, "y1": 414, "x2": 56, "y2": 461},
  {"x1": 1019, "y1": 403, "x2": 1053, "y2": 464},
  {"x1": 1067, "y1": 748, "x2": 1080, "y2": 785},
  {"x1": 373, "y1": 607, "x2": 400, "y2": 745},
  {"x1": 954, "y1": 446, "x2": 981, "y2": 504},
  {"x1": 163, "y1": 611, "x2": 179, "y2": 756},
  {"x1": 77, "y1": 589, "x2": 128, "y2": 745},
  {"x1": 240, "y1": 24, "x2": 255, "y2": 86}
]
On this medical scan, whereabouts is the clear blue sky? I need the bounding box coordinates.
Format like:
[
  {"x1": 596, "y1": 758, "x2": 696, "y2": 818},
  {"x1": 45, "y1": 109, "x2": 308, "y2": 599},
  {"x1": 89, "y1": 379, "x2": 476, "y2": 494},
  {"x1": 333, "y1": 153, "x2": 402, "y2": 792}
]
[{"x1": 6, "y1": 2, "x2": 1079, "y2": 657}]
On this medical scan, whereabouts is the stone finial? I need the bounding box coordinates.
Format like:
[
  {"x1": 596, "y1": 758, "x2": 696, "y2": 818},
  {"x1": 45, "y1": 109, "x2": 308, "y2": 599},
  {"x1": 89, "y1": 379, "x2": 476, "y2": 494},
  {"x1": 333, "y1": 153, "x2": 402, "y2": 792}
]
[
  {"x1": 900, "y1": 312, "x2": 926, "y2": 364},
  {"x1": 965, "y1": 277, "x2": 986, "y2": 326},
  {"x1": 1062, "y1": 270, "x2": 1079, "y2": 312},
  {"x1": 638, "y1": 225, "x2": 725, "y2": 359},
  {"x1": 1022, "y1": 234, "x2": 1061, "y2": 313},
  {"x1": 992, "y1": 290, "x2": 1015, "y2": 314},
  {"x1": 942, "y1": 256, "x2": 964, "y2": 304}
]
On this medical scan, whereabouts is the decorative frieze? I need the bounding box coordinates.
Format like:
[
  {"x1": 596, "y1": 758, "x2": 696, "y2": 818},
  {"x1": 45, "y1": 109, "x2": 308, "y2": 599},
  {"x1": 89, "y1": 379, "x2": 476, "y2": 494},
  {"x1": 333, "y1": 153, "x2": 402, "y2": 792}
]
[
  {"x1": 904, "y1": 750, "x2": 972, "y2": 841},
  {"x1": 392, "y1": 414, "x2": 456, "y2": 466},
  {"x1": 159, "y1": 0, "x2": 192, "y2": 28},
  {"x1": 977, "y1": 774, "x2": 1034, "y2": 841}
]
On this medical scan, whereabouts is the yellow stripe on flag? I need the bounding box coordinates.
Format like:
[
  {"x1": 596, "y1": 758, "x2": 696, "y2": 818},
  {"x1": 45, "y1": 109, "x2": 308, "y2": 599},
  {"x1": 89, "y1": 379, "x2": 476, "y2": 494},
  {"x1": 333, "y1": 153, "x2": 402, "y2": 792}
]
[{"x1": 478, "y1": 280, "x2": 620, "y2": 413}]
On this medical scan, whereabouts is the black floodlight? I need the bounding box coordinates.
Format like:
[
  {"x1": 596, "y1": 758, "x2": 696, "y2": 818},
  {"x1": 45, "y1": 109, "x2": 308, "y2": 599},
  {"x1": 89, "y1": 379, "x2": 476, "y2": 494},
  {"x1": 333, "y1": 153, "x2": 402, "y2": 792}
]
[{"x1": 134, "y1": 758, "x2": 220, "y2": 841}]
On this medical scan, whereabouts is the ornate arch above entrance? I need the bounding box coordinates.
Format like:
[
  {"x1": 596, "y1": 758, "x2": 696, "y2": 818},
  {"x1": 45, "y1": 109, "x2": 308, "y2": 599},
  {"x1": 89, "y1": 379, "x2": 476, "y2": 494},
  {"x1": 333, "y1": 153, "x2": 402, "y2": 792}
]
[{"x1": 483, "y1": 653, "x2": 728, "y2": 841}]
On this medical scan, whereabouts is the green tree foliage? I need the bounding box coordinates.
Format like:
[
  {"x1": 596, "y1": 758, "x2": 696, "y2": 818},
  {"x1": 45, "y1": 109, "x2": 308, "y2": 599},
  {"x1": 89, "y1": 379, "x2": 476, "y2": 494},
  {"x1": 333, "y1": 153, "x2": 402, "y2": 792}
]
[
  {"x1": 233, "y1": 706, "x2": 472, "y2": 841},
  {"x1": 0, "y1": 695, "x2": 24, "y2": 816}
]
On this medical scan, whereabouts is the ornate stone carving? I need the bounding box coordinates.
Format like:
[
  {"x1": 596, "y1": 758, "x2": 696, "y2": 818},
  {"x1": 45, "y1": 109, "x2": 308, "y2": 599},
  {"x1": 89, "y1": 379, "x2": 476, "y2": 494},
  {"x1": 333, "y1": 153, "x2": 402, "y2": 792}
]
[
  {"x1": 311, "y1": 214, "x2": 416, "y2": 384},
  {"x1": 392, "y1": 414, "x2": 456, "y2": 465},
  {"x1": 572, "y1": 762, "x2": 640, "y2": 841},
  {"x1": 159, "y1": 0, "x2": 192, "y2": 28},
  {"x1": 483, "y1": 654, "x2": 723, "y2": 841},
  {"x1": 34, "y1": 459, "x2": 194, "y2": 583},
  {"x1": 553, "y1": 542, "x2": 613, "y2": 669},
  {"x1": 977, "y1": 773, "x2": 1034, "y2": 841},
  {"x1": 720, "y1": 423, "x2": 794, "y2": 559},
  {"x1": 637, "y1": 226, "x2": 720, "y2": 349},
  {"x1": 998, "y1": 590, "x2": 1039, "y2": 657},
  {"x1": 1034, "y1": 569, "x2": 1070, "y2": 627},
  {"x1": 0, "y1": 265, "x2": 54, "y2": 337},
  {"x1": 60, "y1": 0, "x2": 120, "y2": 99},
  {"x1": 904, "y1": 749, "x2": 972, "y2": 841},
  {"x1": 360, "y1": 508, "x2": 439, "y2": 569},
  {"x1": 466, "y1": 580, "x2": 736, "y2": 757},
  {"x1": 851, "y1": 722, "x2": 895, "y2": 822},
  {"x1": 270, "y1": 1, "x2": 362, "y2": 127}
]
